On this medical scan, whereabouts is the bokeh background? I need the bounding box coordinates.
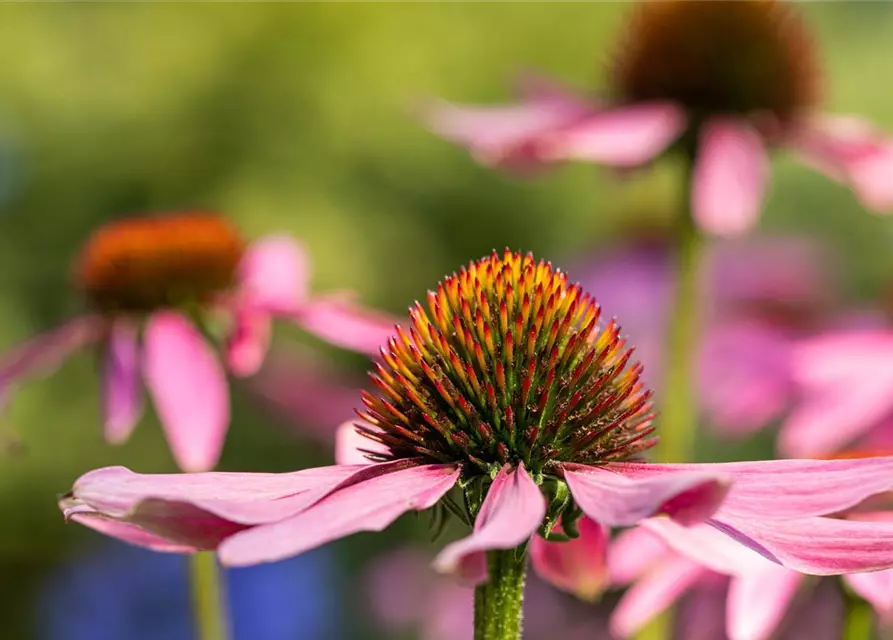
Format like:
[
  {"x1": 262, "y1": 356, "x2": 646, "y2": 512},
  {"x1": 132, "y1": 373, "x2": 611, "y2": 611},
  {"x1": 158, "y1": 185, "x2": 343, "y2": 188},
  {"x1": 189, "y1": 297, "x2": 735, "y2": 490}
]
[{"x1": 2, "y1": 3, "x2": 893, "y2": 638}]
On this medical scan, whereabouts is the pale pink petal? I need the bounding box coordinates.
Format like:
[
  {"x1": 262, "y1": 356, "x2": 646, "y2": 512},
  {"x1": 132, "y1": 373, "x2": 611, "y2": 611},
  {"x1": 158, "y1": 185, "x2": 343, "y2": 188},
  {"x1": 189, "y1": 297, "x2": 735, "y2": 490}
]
[
  {"x1": 564, "y1": 464, "x2": 730, "y2": 526},
  {"x1": 69, "y1": 512, "x2": 201, "y2": 553},
  {"x1": 610, "y1": 457, "x2": 893, "y2": 519},
  {"x1": 225, "y1": 308, "x2": 271, "y2": 378},
  {"x1": 293, "y1": 295, "x2": 396, "y2": 355},
  {"x1": 142, "y1": 312, "x2": 230, "y2": 472},
  {"x1": 844, "y1": 568, "x2": 893, "y2": 617},
  {"x1": 692, "y1": 118, "x2": 769, "y2": 237},
  {"x1": 66, "y1": 463, "x2": 362, "y2": 525},
  {"x1": 335, "y1": 420, "x2": 389, "y2": 465},
  {"x1": 792, "y1": 115, "x2": 893, "y2": 211},
  {"x1": 218, "y1": 463, "x2": 460, "y2": 566},
  {"x1": 422, "y1": 88, "x2": 590, "y2": 166},
  {"x1": 538, "y1": 102, "x2": 685, "y2": 166},
  {"x1": 0, "y1": 314, "x2": 105, "y2": 398},
  {"x1": 640, "y1": 519, "x2": 777, "y2": 576},
  {"x1": 726, "y1": 563, "x2": 803, "y2": 640},
  {"x1": 238, "y1": 236, "x2": 309, "y2": 312},
  {"x1": 712, "y1": 513, "x2": 893, "y2": 575},
  {"x1": 608, "y1": 525, "x2": 671, "y2": 584},
  {"x1": 433, "y1": 464, "x2": 545, "y2": 584},
  {"x1": 530, "y1": 517, "x2": 609, "y2": 600},
  {"x1": 101, "y1": 319, "x2": 143, "y2": 444},
  {"x1": 610, "y1": 555, "x2": 705, "y2": 638},
  {"x1": 781, "y1": 331, "x2": 893, "y2": 457}
]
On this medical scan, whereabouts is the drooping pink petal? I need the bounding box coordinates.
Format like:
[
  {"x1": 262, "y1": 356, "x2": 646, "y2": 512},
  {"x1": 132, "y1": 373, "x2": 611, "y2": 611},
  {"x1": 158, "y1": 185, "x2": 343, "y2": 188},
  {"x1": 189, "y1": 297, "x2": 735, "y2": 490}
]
[
  {"x1": 610, "y1": 555, "x2": 706, "y2": 638},
  {"x1": 712, "y1": 513, "x2": 893, "y2": 575},
  {"x1": 293, "y1": 295, "x2": 396, "y2": 355},
  {"x1": 69, "y1": 512, "x2": 202, "y2": 553},
  {"x1": 538, "y1": 102, "x2": 685, "y2": 167},
  {"x1": 335, "y1": 421, "x2": 390, "y2": 465},
  {"x1": 101, "y1": 319, "x2": 143, "y2": 444},
  {"x1": 422, "y1": 84, "x2": 591, "y2": 166},
  {"x1": 237, "y1": 236, "x2": 309, "y2": 312},
  {"x1": 563, "y1": 464, "x2": 730, "y2": 527},
  {"x1": 67, "y1": 463, "x2": 362, "y2": 525},
  {"x1": 781, "y1": 331, "x2": 893, "y2": 457},
  {"x1": 791, "y1": 114, "x2": 893, "y2": 211},
  {"x1": 609, "y1": 457, "x2": 893, "y2": 519},
  {"x1": 692, "y1": 118, "x2": 769, "y2": 237},
  {"x1": 434, "y1": 464, "x2": 545, "y2": 584},
  {"x1": 844, "y1": 568, "x2": 893, "y2": 618},
  {"x1": 0, "y1": 314, "x2": 105, "y2": 399},
  {"x1": 225, "y1": 308, "x2": 271, "y2": 378},
  {"x1": 218, "y1": 463, "x2": 460, "y2": 566},
  {"x1": 530, "y1": 517, "x2": 609, "y2": 600},
  {"x1": 608, "y1": 525, "x2": 671, "y2": 584},
  {"x1": 725, "y1": 562, "x2": 803, "y2": 640},
  {"x1": 142, "y1": 312, "x2": 230, "y2": 472}
]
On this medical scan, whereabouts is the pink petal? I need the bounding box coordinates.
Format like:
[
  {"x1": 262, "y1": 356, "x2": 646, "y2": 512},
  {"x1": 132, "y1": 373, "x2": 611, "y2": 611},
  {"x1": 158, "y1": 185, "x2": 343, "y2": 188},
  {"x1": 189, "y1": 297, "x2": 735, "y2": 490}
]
[
  {"x1": 610, "y1": 457, "x2": 893, "y2": 519},
  {"x1": 640, "y1": 519, "x2": 776, "y2": 576},
  {"x1": 608, "y1": 526, "x2": 671, "y2": 584},
  {"x1": 0, "y1": 314, "x2": 105, "y2": 399},
  {"x1": 237, "y1": 236, "x2": 309, "y2": 312},
  {"x1": 727, "y1": 566, "x2": 803, "y2": 640},
  {"x1": 434, "y1": 464, "x2": 545, "y2": 583},
  {"x1": 66, "y1": 463, "x2": 361, "y2": 525},
  {"x1": 142, "y1": 312, "x2": 230, "y2": 472},
  {"x1": 218, "y1": 463, "x2": 460, "y2": 566},
  {"x1": 69, "y1": 512, "x2": 201, "y2": 553},
  {"x1": 530, "y1": 517, "x2": 609, "y2": 600},
  {"x1": 844, "y1": 568, "x2": 893, "y2": 617},
  {"x1": 101, "y1": 319, "x2": 143, "y2": 444},
  {"x1": 293, "y1": 295, "x2": 396, "y2": 355},
  {"x1": 610, "y1": 555, "x2": 705, "y2": 638},
  {"x1": 538, "y1": 102, "x2": 685, "y2": 166},
  {"x1": 563, "y1": 464, "x2": 730, "y2": 526},
  {"x1": 335, "y1": 420, "x2": 389, "y2": 465},
  {"x1": 422, "y1": 87, "x2": 590, "y2": 166},
  {"x1": 792, "y1": 115, "x2": 893, "y2": 211},
  {"x1": 225, "y1": 308, "x2": 271, "y2": 378},
  {"x1": 781, "y1": 331, "x2": 893, "y2": 457},
  {"x1": 713, "y1": 513, "x2": 893, "y2": 574},
  {"x1": 692, "y1": 118, "x2": 769, "y2": 237}
]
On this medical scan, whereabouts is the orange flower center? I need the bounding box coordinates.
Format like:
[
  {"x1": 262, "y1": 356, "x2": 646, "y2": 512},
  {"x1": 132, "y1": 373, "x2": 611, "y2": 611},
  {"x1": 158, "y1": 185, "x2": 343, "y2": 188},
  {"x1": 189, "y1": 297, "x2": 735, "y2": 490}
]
[
  {"x1": 611, "y1": 0, "x2": 819, "y2": 122},
  {"x1": 74, "y1": 212, "x2": 246, "y2": 314}
]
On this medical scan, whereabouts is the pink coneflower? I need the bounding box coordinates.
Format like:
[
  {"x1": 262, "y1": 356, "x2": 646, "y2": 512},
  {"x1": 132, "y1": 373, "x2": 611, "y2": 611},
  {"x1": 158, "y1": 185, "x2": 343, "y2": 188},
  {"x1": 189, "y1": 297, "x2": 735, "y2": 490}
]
[
  {"x1": 1, "y1": 212, "x2": 393, "y2": 471},
  {"x1": 58, "y1": 252, "x2": 893, "y2": 630},
  {"x1": 426, "y1": 1, "x2": 893, "y2": 236}
]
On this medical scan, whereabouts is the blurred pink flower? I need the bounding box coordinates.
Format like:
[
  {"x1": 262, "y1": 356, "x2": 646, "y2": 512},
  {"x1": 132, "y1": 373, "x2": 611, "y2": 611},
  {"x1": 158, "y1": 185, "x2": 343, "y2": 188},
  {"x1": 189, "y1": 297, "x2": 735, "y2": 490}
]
[
  {"x1": 0, "y1": 213, "x2": 394, "y2": 471},
  {"x1": 782, "y1": 329, "x2": 893, "y2": 458},
  {"x1": 575, "y1": 234, "x2": 831, "y2": 435},
  {"x1": 425, "y1": 2, "x2": 893, "y2": 236},
  {"x1": 57, "y1": 251, "x2": 893, "y2": 580},
  {"x1": 610, "y1": 515, "x2": 893, "y2": 640}
]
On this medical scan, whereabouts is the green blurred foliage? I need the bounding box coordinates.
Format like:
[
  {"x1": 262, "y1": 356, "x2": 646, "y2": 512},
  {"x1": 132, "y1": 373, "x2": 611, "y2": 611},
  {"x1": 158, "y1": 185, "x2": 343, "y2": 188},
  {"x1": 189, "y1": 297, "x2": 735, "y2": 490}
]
[{"x1": 0, "y1": 3, "x2": 892, "y2": 637}]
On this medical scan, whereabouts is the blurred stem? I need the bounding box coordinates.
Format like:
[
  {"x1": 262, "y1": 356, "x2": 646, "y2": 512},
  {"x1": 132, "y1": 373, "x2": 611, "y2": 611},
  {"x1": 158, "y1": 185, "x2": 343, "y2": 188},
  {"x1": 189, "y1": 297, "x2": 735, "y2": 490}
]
[
  {"x1": 473, "y1": 547, "x2": 528, "y2": 640},
  {"x1": 657, "y1": 157, "x2": 702, "y2": 464},
  {"x1": 843, "y1": 594, "x2": 874, "y2": 640},
  {"x1": 190, "y1": 552, "x2": 230, "y2": 640}
]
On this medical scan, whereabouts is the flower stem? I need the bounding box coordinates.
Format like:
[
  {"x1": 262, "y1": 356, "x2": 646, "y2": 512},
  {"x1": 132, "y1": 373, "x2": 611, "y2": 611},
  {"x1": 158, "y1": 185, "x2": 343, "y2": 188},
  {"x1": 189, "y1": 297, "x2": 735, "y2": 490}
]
[
  {"x1": 657, "y1": 158, "x2": 702, "y2": 464},
  {"x1": 843, "y1": 594, "x2": 874, "y2": 640},
  {"x1": 473, "y1": 547, "x2": 528, "y2": 640},
  {"x1": 189, "y1": 552, "x2": 230, "y2": 640}
]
